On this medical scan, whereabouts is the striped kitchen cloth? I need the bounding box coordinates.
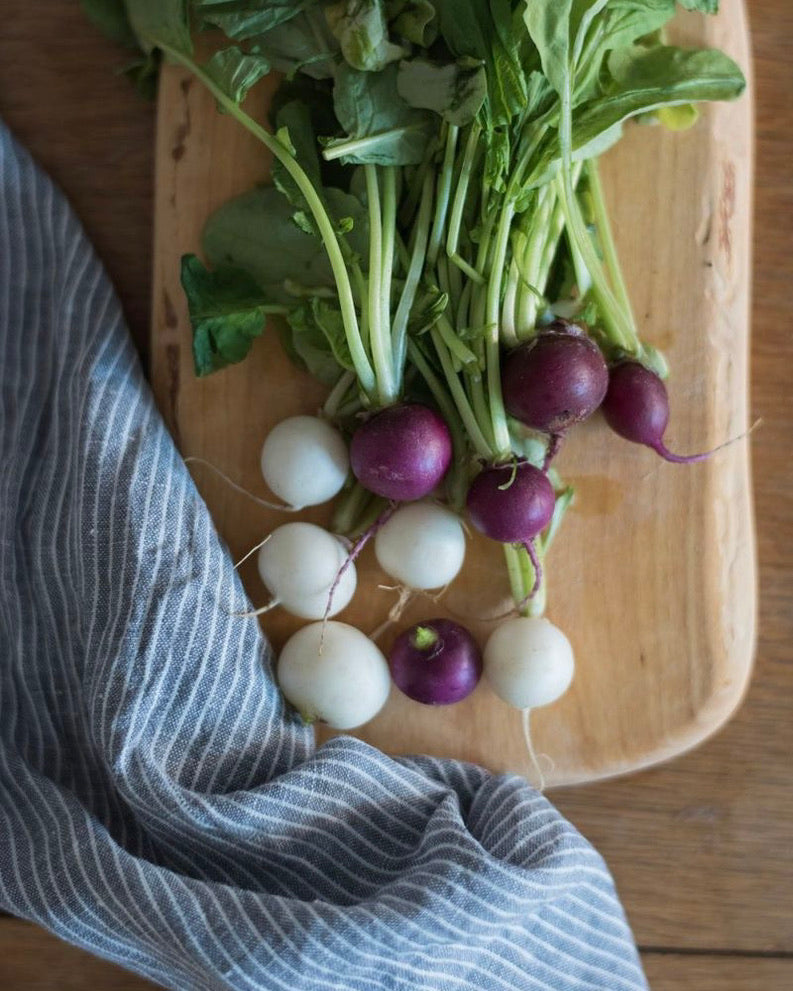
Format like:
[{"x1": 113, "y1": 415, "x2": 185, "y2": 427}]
[{"x1": 0, "y1": 120, "x2": 648, "y2": 990}]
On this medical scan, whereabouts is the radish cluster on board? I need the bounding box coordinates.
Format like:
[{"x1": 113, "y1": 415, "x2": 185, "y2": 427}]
[
  {"x1": 250, "y1": 405, "x2": 578, "y2": 734},
  {"x1": 250, "y1": 308, "x2": 727, "y2": 751},
  {"x1": 157, "y1": 0, "x2": 747, "y2": 782}
]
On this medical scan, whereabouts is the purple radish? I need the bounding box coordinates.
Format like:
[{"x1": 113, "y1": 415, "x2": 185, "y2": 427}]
[
  {"x1": 501, "y1": 324, "x2": 609, "y2": 434},
  {"x1": 466, "y1": 460, "x2": 555, "y2": 603},
  {"x1": 466, "y1": 461, "x2": 555, "y2": 544},
  {"x1": 350, "y1": 403, "x2": 453, "y2": 501},
  {"x1": 602, "y1": 361, "x2": 712, "y2": 463},
  {"x1": 389, "y1": 619, "x2": 482, "y2": 705}
]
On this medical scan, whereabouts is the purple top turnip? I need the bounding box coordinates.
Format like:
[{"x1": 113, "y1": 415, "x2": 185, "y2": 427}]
[
  {"x1": 501, "y1": 324, "x2": 609, "y2": 435},
  {"x1": 602, "y1": 361, "x2": 711, "y2": 463},
  {"x1": 388, "y1": 619, "x2": 482, "y2": 705},
  {"x1": 350, "y1": 403, "x2": 453, "y2": 501},
  {"x1": 466, "y1": 460, "x2": 555, "y2": 544}
]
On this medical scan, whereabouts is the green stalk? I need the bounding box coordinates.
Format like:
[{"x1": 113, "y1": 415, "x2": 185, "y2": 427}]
[
  {"x1": 323, "y1": 128, "x2": 418, "y2": 162},
  {"x1": 364, "y1": 165, "x2": 397, "y2": 405},
  {"x1": 503, "y1": 544, "x2": 528, "y2": 612},
  {"x1": 465, "y1": 319, "x2": 491, "y2": 446},
  {"x1": 556, "y1": 174, "x2": 637, "y2": 350},
  {"x1": 446, "y1": 123, "x2": 484, "y2": 284},
  {"x1": 283, "y1": 281, "x2": 335, "y2": 299},
  {"x1": 510, "y1": 118, "x2": 552, "y2": 198},
  {"x1": 437, "y1": 254, "x2": 461, "y2": 324},
  {"x1": 380, "y1": 166, "x2": 397, "y2": 387},
  {"x1": 436, "y1": 315, "x2": 479, "y2": 369},
  {"x1": 336, "y1": 394, "x2": 365, "y2": 418},
  {"x1": 436, "y1": 254, "x2": 451, "y2": 304},
  {"x1": 392, "y1": 171, "x2": 434, "y2": 371},
  {"x1": 407, "y1": 342, "x2": 463, "y2": 444},
  {"x1": 585, "y1": 159, "x2": 636, "y2": 328},
  {"x1": 480, "y1": 180, "x2": 491, "y2": 224},
  {"x1": 465, "y1": 192, "x2": 500, "y2": 421},
  {"x1": 427, "y1": 124, "x2": 459, "y2": 265},
  {"x1": 447, "y1": 253, "x2": 463, "y2": 311},
  {"x1": 407, "y1": 342, "x2": 470, "y2": 509},
  {"x1": 322, "y1": 369, "x2": 356, "y2": 418},
  {"x1": 474, "y1": 198, "x2": 498, "y2": 271},
  {"x1": 503, "y1": 544, "x2": 545, "y2": 618},
  {"x1": 331, "y1": 481, "x2": 374, "y2": 536},
  {"x1": 565, "y1": 215, "x2": 593, "y2": 301},
  {"x1": 541, "y1": 486, "x2": 575, "y2": 554},
  {"x1": 160, "y1": 44, "x2": 376, "y2": 397},
  {"x1": 556, "y1": 66, "x2": 638, "y2": 353},
  {"x1": 451, "y1": 254, "x2": 483, "y2": 285},
  {"x1": 468, "y1": 363, "x2": 494, "y2": 452},
  {"x1": 500, "y1": 257, "x2": 521, "y2": 348},
  {"x1": 457, "y1": 280, "x2": 473, "y2": 330},
  {"x1": 351, "y1": 493, "x2": 391, "y2": 537},
  {"x1": 515, "y1": 191, "x2": 564, "y2": 336},
  {"x1": 469, "y1": 193, "x2": 499, "y2": 339},
  {"x1": 350, "y1": 263, "x2": 370, "y2": 348},
  {"x1": 430, "y1": 327, "x2": 493, "y2": 460},
  {"x1": 517, "y1": 543, "x2": 545, "y2": 618},
  {"x1": 514, "y1": 184, "x2": 559, "y2": 338},
  {"x1": 484, "y1": 202, "x2": 515, "y2": 456},
  {"x1": 537, "y1": 193, "x2": 566, "y2": 285},
  {"x1": 398, "y1": 137, "x2": 437, "y2": 227},
  {"x1": 394, "y1": 232, "x2": 411, "y2": 273}
]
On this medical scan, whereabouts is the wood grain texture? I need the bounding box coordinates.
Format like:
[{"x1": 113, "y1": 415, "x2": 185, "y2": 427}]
[
  {"x1": 554, "y1": 1, "x2": 793, "y2": 951},
  {"x1": 0, "y1": 0, "x2": 791, "y2": 987},
  {"x1": 150, "y1": 7, "x2": 755, "y2": 786},
  {"x1": 6, "y1": 919, "x2": 793, "y2": 991},
  {"x1": 3, "y1": 920, "x2": 793, "y2": 991},
  {"x1": 0, "y1": 920, "x2": 157, "y2": 989},
  {"x1": 641, "y1": 954, "x2": 793, "y2": 991},
  {"x1": 0, "y1": 0, "x2": 155, "y2": 360}
]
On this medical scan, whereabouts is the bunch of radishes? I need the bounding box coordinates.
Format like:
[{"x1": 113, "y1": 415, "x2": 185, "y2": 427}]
[
  {"x1": 152, "y1": 0, "x2": 744, "y2": 761},
  {"x1": 252, "y1": 319, "x2": 698, "y2": 734},
  {"x1": 259, "y1": 405, "x2": 576, "y2": 729}
]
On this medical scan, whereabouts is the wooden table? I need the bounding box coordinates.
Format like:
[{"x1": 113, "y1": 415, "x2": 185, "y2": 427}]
[{"x1": 1, "y1": 2, "x2": 790, "y2": 988}]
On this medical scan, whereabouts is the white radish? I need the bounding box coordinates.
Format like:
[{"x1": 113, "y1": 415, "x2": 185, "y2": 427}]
[
  {"x1": 257, "y1": 522, "x2": 356, "y2": 619},
  {"x1": 483, "y1": 617, "x2": 574, "y2": 710},
  {"x1": 277, "y1": 621, "x2": 391, "y2": 729},
  {"x1": 260, "y1": 415, "x2": 349, "y2": 509},
  {"x1": 374, "y1": 502, "x2": 465, "y2": 590}
]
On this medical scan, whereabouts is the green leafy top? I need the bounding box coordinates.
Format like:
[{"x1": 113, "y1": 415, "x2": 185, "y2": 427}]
[
  {"x1": 125, "y1": 0, "x2": 193, "y2": 55},
  {"x1": 106, "y1": 0, "x2": 744, "y2": 454},
  {"x1": 678, "y1": 0, "x2": 719, "y2": 12},
  {"x1": 86, "y1": 0, "x2": 746, "y2": 607},
  {"x1": 181, "y1": 254, "x2": 277, "y2": 376},
  {"x1": 326, "y1": 0, "x2": 407, "y2": 71},
  {"x1": 204, "y1": 46, "x2": 270, "y2": 104},
  {"x1": 192, "y1": 0, "x2": 309, "y2": 41}
]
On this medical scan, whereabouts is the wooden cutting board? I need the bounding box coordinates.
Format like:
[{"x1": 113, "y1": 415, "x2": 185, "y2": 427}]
[{"x1": 150, "y1": 5, "x2": 755, "y2": 787}]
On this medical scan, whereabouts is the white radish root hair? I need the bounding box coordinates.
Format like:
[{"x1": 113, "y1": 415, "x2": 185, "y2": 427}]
[
  {"x1": 185, "y1": 457, "x2": 299, "y2": 511},
  {"x1": 483, "y1": 616, "x2": 574, "y2": 790}
]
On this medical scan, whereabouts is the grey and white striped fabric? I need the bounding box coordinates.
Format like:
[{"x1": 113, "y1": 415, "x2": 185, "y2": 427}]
[{"x1": 0, "y1": 120, "x2": 648, "y2": 990}]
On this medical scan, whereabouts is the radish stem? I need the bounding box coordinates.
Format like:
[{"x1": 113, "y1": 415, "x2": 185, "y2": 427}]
[
  {"x1": 160, "y1": 44, "x2": 376, "y2": 397},
  {"x1": 427, "y1": 124, "x2": 459, "y2": 265},
  {"x1": 392, "y1": 170, "x2": 434, "y2": 371}
]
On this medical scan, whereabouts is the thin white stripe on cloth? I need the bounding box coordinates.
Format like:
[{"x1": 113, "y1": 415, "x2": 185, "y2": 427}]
[{"x1": 0, "y1": 121, "x2": 649, "y2": 991}]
